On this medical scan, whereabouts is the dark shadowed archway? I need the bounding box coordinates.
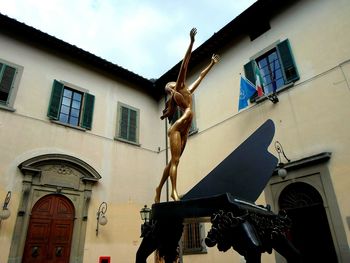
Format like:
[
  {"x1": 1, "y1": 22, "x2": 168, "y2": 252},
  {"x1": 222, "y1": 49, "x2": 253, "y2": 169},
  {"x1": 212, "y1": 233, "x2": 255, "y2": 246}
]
[{"x1": 279, "y1": 182, "x2": 338, "y2": 262}]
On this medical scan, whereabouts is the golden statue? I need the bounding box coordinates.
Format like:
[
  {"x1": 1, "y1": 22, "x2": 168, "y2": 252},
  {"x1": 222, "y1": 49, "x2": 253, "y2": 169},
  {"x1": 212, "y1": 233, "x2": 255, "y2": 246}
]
[{"x1": 155, "y1": 28, "x2": 220, "y2": 203}]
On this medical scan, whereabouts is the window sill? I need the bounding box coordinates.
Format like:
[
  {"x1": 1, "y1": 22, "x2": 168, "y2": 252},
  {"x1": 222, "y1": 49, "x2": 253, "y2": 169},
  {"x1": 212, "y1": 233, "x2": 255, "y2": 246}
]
[
  {"x1": 114, "y1": 137, "x2": 141, "y2": 147},
  {"x1": 183, "y1": 249, "x2": 207, "y2": 255},
  {"x1": 0, "y1": 104, "x2": 16, "y2": 112},
  {"x1": 252, "y1": 82, "x2": 294, "y2": 104},
  {"x1": 51, "y1": 120, "x2": 87, "y2": 131}
]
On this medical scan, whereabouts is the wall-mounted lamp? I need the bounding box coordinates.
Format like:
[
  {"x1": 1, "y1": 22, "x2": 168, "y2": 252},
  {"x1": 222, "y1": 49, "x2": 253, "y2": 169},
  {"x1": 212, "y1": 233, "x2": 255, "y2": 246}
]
[
  {"x1": 0, "y1": 191, "x2": 11, "y2": 220},
  {"x1": 275, "y1": 141, "x2": 291, "y2": 179},
  {"x1": 96, "y1": 202, "x2": 108, "y2": 236},
  {"x1": 140, "y1": 205, "x2": 152, "y2": 237},
  {"x1": 140, "y1": 205, "x2": 151, "y2": 223}
]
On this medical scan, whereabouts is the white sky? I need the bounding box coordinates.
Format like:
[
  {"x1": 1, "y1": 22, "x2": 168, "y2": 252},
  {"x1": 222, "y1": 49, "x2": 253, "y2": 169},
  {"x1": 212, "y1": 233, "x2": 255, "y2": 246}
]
[{"x1": 0, "y1": 0, "x2": 256, "y2": 79}]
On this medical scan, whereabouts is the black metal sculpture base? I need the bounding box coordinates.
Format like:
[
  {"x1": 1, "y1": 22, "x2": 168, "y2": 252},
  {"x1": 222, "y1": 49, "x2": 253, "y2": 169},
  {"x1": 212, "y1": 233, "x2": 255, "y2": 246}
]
[
  {"x1": 136, "y1": 193, "x2": 301, "y2": 263},
  {"x1": 136, "y1": 218, "x2": 183, "y2": 263},
  {"x1": 136, "y1": 120, "x2": 301, "y2": 262}
]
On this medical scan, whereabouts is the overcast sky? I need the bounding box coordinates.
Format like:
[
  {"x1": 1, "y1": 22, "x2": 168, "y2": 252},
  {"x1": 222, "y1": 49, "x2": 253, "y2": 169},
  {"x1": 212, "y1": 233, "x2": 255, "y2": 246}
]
[{"x1": 1, "y1": 0, "x2": 256, "y2": 79}]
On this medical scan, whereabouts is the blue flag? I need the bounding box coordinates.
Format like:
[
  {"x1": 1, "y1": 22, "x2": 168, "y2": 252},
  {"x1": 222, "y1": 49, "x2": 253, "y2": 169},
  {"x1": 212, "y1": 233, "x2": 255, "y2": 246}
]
[{"x1": 238, "y1": 76, "x2": 256, "y2": 111}]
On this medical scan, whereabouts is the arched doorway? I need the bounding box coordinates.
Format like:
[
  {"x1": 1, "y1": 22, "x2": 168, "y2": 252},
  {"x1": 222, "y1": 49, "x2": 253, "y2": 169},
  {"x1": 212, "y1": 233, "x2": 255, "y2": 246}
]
[
  {"x1": 279, "y1": 182, "x2": 338, "y2": 262},
  {"x1": 8, "y1": 154, "x2": 101, "y2": 262},
  {"x1": 22, "y1": 194, "x2": 75, "y2": 263}
]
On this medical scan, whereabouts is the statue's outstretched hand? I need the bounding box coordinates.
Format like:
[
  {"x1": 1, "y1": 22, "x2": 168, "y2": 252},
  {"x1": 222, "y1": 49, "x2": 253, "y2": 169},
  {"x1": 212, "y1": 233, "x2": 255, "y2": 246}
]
[
  {"x1": 212, "y1": 54, "x2": 220, "y2": 64},
  {"x1": 190, "y1": 28, "x2": 197, "y2": 42}
]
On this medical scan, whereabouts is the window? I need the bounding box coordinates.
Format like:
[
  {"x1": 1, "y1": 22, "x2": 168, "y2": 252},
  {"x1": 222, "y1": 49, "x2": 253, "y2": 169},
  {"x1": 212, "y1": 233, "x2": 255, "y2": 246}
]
[
  {"x1": 47, "y1": 80, "x2": 95, "y2": 130},
  {"x1": 59, "y1": 88, "x2": 83, "y2": 126},
  {"x1": 0, "y1": 59, "x2": 23, "y2": 110},
  {"x1": 116, "y1": 102, "x2": 140, "y2": 144},
  {"x1": 244, "y1": 39, "x2": 299, "y2": 98},
  {"x1": 182, "y1": 222, "x2": 206, "y2": 255}
]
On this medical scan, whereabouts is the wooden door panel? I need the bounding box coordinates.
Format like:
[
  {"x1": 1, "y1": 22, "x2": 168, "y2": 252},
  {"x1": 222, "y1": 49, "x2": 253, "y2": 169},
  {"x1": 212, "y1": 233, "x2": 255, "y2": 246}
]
[
  {"x1": 31, "y1": 197, "x2": 55, "y2": 218},
  {"x1": 22, "y1": 244, "x2": 49, "y2": 263},
  {"x1": 55, "y1": 198, "x2": 75, "y2": 219},
  {"x1": 23, "y1": 218, "x2": 51, "y2": 262},
  {"x1": 23, "y1": 195, "x2": 74, "y2": 263},
  {"x1": 26, "y1": 219, "x2": 51, "y2": 242},
  {"x1": 49, "y1": 219, "x2": 74, "y2": 262},
  {"x1": 51, "y1": 220, "x2": 74, "y2": 242}
]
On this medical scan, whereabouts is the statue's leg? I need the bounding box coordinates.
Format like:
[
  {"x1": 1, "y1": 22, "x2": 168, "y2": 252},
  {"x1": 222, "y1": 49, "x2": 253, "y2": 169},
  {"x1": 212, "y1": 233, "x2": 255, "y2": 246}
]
[
  {"x1": 168, "y1": 130, "x2": 181, "y2": 201},
  {"x1": 155, "y1": 163, "x2": 171, "y2": 203}
]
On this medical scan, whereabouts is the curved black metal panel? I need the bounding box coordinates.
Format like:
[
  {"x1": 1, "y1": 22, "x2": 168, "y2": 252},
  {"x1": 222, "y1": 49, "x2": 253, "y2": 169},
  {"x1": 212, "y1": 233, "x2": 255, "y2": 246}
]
[{"x1": 182, "y1": 119, "x2": 277, "y2": 202}]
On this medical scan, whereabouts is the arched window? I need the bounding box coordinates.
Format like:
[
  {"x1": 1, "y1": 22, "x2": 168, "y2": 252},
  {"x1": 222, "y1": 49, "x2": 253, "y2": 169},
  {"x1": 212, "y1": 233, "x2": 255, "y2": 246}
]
[{"x1": 279, "y1": 182, "x2": 323, "y2": 210}]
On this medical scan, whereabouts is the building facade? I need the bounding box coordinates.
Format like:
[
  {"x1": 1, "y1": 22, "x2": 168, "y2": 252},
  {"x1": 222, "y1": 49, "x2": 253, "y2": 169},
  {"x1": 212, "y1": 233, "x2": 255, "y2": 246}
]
[
  {"x1": 0, "y1": 13, "x2": 166, "y2": 262},
  {"x1": 0, "y1": 0, "x2": 349, "y2": 262}
]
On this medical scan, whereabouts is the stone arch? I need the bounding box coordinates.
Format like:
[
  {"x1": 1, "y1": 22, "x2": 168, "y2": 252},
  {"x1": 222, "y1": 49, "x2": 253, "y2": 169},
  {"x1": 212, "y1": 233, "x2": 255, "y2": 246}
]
[
  {"x1": 279, "y1": 181, "x2": 323, "y2": 210},
  {"x1": 18, "y1": 153, "x2": 101, "y2": 182},
  {"x1": 8, "y1": 153, "x2": 101, "y2": 263}
]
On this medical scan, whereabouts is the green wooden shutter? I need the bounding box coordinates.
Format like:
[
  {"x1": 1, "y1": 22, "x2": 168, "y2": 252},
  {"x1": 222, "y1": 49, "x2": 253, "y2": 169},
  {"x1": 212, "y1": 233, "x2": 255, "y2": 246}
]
[
  {"x1": 243, "y1": 61, "x2": 256, "y2": 84},
  {"x1": 119, "y1": 106, "x2": 129, "y2": 140},
  {"x1": 81, "y1": 93, "x2": 95, "y2": 130},
  {"x1": 0, "y1": 64, "x2": 16, "y2": 104},
  {"x1": 128, "y1": 109, "x2": 137, "y2": 142},
  {"x1": 118, "y1": 105, "x2": 138, "y2": 143},
  {"x1": 189, "y1": 98, "x2": 197, "y2": 133},
  {"x1": 47, "y1": 80, "x2": 64, "y2": 120},
  {"x1": 277, "y1": 39, "x2": 299, "y2": 84},
  {"x1": 244, "y1": 61, "x2": 259, "y2": 101}
]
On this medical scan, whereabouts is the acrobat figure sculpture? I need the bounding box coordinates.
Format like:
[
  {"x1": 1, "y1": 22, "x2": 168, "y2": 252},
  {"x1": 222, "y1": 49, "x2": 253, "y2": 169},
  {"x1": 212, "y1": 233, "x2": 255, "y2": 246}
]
[{"x1": 155, "y1": 28, "x2": 220, "y2": 203}]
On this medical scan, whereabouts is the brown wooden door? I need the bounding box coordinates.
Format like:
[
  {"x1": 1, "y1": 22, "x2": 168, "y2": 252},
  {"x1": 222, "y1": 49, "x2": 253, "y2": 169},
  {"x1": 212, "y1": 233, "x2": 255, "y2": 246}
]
[{"x1": 23, "y1": 194, "x2": 75, "y2": 263}]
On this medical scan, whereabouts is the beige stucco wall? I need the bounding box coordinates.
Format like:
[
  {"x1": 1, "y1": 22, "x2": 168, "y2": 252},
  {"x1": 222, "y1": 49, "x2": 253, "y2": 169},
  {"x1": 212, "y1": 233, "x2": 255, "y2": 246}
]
[{"x1": 0, "y1": 33, "x2": 166, "y2": 262}]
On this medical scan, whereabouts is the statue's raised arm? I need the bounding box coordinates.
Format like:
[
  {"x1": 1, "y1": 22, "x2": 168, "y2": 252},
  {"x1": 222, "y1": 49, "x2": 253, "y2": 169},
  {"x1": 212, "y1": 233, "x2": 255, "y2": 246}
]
[
  {"x1": 175, "y1": 28, "x2": 197, "y2": 91},
  {"x1": 188, "y1": 54, "x2": 220, "y2": 93}
]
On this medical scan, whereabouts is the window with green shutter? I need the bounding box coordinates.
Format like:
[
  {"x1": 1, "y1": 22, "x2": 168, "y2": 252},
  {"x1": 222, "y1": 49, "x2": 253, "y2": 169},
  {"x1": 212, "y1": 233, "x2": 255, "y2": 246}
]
[
  {"x1": 116, "y1": 102, "x2": 140, "y2": 144},
  {"x1": 244, "y1": 39, "x2": 299, "y2": 98},
  {"x1": 47, "y1": 80, "x2": 95, "y2": 130},
  {"x1": 0, "y1": 58, "x2": 23, "y2": 111}
]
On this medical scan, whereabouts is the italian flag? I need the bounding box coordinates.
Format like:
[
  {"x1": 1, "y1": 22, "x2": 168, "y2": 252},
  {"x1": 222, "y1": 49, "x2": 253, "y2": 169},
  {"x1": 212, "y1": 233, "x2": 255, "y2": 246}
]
[{"x1": 254, "y1": 64, "x2": 264, "y2": 97}]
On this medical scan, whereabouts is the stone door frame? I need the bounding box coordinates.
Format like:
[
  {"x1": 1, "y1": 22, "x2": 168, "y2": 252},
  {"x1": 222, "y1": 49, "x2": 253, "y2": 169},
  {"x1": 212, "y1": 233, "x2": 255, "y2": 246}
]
[
  {"x1": 8, "y1": 154, "x2": 101, "y2": 263},
  {"x1": 265, "y1": 152, "x2": 350, "y2": 262}
]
